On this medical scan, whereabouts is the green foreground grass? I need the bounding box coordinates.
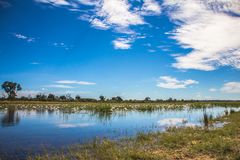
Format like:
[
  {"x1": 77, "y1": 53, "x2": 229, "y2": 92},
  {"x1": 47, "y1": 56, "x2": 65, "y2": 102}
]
[{"x1": 28, "y1": 111, "x2": 240, "y2": 160}]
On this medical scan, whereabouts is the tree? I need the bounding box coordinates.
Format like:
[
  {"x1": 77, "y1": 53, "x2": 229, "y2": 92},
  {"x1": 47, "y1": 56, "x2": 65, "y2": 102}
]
[
  {"x1": 111, "y1": 96, "x2": 123, "y2": 102},
  {"x1": 66, "y1": 94, "x2": 73, "y2": 101},
  {"x1": 59, "y1": 95, "x2": 67, "y2": 101},
  {"x1": 20, "y1": 96, "x2": 28, "y2": 101},
  {"x1": 75, "y1": 95, "x2": 81, "y2": 101},
  {"x1": 36, "y1": 94, "x2": 47, "y2": 101},
  {"x1": 47, "y1": 94, "x2": 55, "y2": 101},
  {"x1": 156, "y1": 99, "x2": 163, "y2": 102},
  {"x1": 167, "y1": 97, "x2": 173, "y2": 102},
  {"x1": 144, "y1": 97, "x2": 151, "y2": 102},
  {"x1": 99, "y1": 95, "x2": 106, "y2": 101},
  {"x1": 1, "y1": 81, "x2": 22, "y2": 99}
]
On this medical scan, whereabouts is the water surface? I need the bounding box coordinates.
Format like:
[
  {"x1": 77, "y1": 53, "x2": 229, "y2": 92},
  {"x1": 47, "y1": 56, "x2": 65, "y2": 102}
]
[{"x1": 0, "y1": 106, "x2": 238, "y2": 159}]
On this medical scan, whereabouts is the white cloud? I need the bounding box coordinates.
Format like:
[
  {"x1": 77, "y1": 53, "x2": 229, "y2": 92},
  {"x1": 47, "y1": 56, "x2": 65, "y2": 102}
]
[
  {"x1": 44, "y1": 84, "x2": 75, "y2": 89},
  {"x1": 141, "y1": 0, "x2": 161, "y2": 15},
  {"x1": 78, "y1": 14, "x2": 92, "y2": 21},
  {"x1": 15, "y1": 34, "x2": 27, "y2": 39},
  {"x1": 114, "y1": 26, "x2": 136, "y2": 35},
  {"x1": 64, "y1": 0, "x2": 146, "y2": 33},
  {"x1": 35, "y1": 0, "x2": 163, "y2": 50},
  {"x1": 163, "y1": 0, "x2": 240, "y2": 71},
  {"x1": 78, "y1": 0, "x2": 145, "y2": 34},
  {"x1": 35, "y1": 0, "x2": 73, "y2": 6},
  {"x1": 56, "y1": 80, "x2": 96, "y2": 85},
  {"x1": 157, "y1": 76, "x2": 198, "y2": 89},
  {"x1": 96, "y1": 0, "x2": 144, "y2": 28},
  {"x1": 36, "y1": 0, "x2": 145, "y2": 28},
  {"x1": 209, "y1": 88, "x2": 217, "y2": 92},
  {"x1": 78, "y1": 0, "x2": 98, "y2": 6},
  {"x1": 112, "y1": 38, "x2": 132, "y2": 49},
  {"x1": 220, "y1": 82, "x2": 240, "y2": 93},
  {"x1": 13, "y1": 33, "x2": 35, "y2": 42},
  {"x1": 91, "y1": 18, "x2": 110, "y2": 30}
]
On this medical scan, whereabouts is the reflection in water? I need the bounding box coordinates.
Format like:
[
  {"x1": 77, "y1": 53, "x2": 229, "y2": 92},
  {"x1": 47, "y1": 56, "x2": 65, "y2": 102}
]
[
  {"x1": 47, "y1": 109, "x2": 54, "y2": 115},
  {"x1": 90, "y1": 110, "x2": 114, "y2": 123},
  {"x1": 36, "y1": 108, "x2": 46, "y2": 116},
  {"x1": 1, "y1": 108, "x2": 20, "y2": 127},
  {"x1": 203, "y1": 112, "x2": 213, "y2": 128}
]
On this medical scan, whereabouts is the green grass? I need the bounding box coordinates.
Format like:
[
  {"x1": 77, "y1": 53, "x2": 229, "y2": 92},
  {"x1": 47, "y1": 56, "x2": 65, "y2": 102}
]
[{"x1": 28, "y1": 111, "x2": 240, "y2": 160}]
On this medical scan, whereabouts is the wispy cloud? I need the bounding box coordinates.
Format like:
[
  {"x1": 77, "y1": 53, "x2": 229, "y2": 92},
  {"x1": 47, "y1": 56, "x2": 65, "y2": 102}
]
[
  {"x1": 36, "y1": 0, "x2": 145, "y2": 30},
  {"x1": 35, "y1": 0, "x2": 161, "y2": 50},
  {"x1": 157, "y1": 45, "x2": 171, "y2": 52},
  {"x1": 95, "y1": 0, "x2": 144, "y2": 28},
  {"x1": 35, "y1": 0, "x2": 75, "y2": 7},
  {"x1": 157, "y1": 76, "x2": 198, "y2": 89},
  {"x1": 163, "y1": 0, "x2": 240, "y2": 71},
  {"x1": 90, "y1": 18, "x2": 110, "y2": 30},
  {"x1": 89, "y1": 0, "x2": 151, "y2": 48},
  {"x1": 112, "y1": 38, "x2": 132, "y2": 49},
  {"x1": 44, "y1": 84, "x2": 75, "y2": 89},
  {"x1": 52, "y1": 42, "x2": 71, "y2": 50},
  {"x1": 13, "y1": 33, "x2": 35, "y2": 42},
  {"x1": 56, "y1": 80, "x2": 96, "y2": 85},
  {"x1": 78, "y1": 0, "x2": 98, "y2": 6},
  {"x1": 141, "y1": 0, "x2": 161, "y2": 15},
  {"x1": 220, "y1": 82, "x2": 240, "y2": 94}
]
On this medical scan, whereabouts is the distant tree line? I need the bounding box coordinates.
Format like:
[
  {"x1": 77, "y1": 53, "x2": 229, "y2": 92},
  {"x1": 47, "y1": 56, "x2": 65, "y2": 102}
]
[
  {"x1": 1, "y1": 81, "x2": 239, "y2": 102},
  {"x1": 0, "y1": 93, "x2": 189, "y2": 102}
]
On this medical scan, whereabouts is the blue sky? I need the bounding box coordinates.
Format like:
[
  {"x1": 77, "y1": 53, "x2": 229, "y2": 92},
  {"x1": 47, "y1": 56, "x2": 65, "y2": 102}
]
[{"x1": 0, "y1": 0, "x2": 240, "y2": 100}]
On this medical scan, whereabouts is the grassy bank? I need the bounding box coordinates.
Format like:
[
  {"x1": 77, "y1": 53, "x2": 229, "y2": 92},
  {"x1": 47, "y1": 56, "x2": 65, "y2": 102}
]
[
  {"x1": 28, "y1": 111, "x2": 240, "y2": 160},
  {"x1": 0, "y1": 101, "x2": 240, "y2": 112}
]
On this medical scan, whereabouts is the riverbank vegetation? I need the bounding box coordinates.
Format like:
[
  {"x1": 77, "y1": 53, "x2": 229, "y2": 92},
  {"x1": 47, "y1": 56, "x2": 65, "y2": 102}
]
[{"x1": 0, "y1": 101, "x2": 240, "y2": 112}]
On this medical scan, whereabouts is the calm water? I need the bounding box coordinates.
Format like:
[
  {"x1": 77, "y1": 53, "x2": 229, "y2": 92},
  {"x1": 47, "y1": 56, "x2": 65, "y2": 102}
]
[{"x1": 0, "y1": 106, "x2": 239, "y2": 159}]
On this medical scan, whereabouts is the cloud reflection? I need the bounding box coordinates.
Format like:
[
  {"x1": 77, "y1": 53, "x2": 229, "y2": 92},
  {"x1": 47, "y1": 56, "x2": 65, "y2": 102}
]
[
  {"x1": 158, "y1": 118, "x2": 187, "y2": 126},
  {"x1": 158, "y1": 118, "x2": 198, "y2": 128},
  {"x1": 57, "y1": 123, "x2": 95, "y2": 128}
]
